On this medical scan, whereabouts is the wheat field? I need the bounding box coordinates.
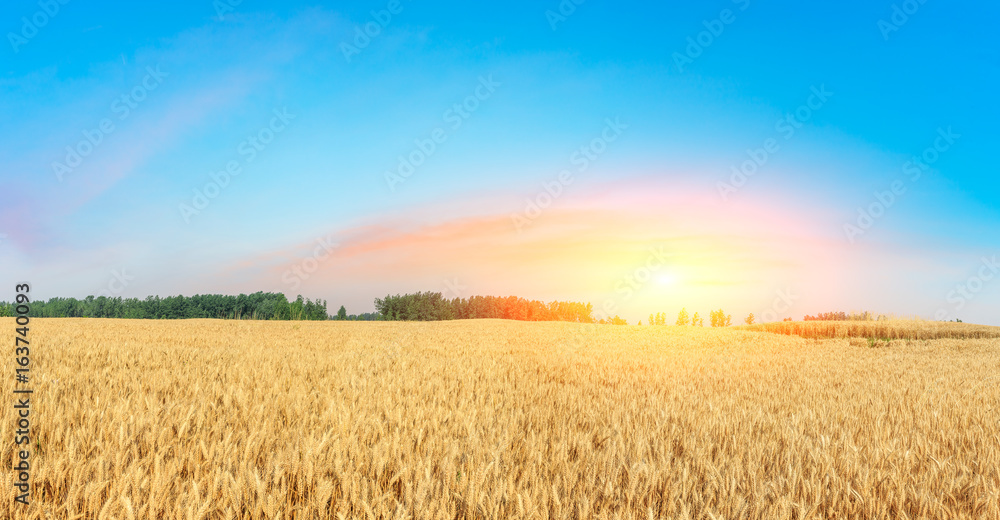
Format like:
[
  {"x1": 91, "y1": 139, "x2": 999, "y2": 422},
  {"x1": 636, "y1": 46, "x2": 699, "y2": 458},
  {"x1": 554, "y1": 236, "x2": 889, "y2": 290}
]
[
  {"x1": 1, "y1": 318, "x2": 998, "y2": 519},
  {"x1": 739, "y1": 319, "x2": 1000, "y2": 341}
]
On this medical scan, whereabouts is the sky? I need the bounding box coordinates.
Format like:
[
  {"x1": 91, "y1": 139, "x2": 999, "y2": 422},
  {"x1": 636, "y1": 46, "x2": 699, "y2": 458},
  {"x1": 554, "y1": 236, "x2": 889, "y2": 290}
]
[{"x1": 1, "y1": 0, "x2": 998, "y2": 325}]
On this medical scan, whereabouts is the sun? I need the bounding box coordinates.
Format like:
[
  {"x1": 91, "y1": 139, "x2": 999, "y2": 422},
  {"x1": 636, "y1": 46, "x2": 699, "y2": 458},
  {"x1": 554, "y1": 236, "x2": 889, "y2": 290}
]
[{"x1": 656, "y1": 273, "x2": 678, "y2": 286}]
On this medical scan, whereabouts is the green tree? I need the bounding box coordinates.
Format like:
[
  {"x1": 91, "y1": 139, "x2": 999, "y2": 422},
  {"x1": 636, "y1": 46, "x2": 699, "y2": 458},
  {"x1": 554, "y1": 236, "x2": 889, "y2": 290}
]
[{"x1": 337, "y1": 305, "x2": 347, "y2": 320}]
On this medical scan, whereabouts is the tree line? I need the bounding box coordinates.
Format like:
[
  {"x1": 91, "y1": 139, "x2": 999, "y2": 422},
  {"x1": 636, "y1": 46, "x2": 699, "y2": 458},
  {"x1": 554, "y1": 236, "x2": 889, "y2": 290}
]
[
  {"x1": 0, "y1": 290, "x2": 904, "y2": 325},
  {"x1": 333, "y1": 305, "x2": 382, "y2": 321},
  {"x1": 374, "y1": 292, "x2": 595, "y2": 322},
  {"x1": 803, "y1": 311, "x2": 882, "y2": 321},
  {"x1": 0, "y1": 292, "x2": 328, "y2": 320}
]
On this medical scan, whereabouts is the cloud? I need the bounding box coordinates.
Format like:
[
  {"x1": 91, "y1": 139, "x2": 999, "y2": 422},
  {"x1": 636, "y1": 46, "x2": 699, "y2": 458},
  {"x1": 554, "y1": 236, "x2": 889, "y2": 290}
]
[{"x1": 218, "y1": 185, "x2": 846, "y2": 305}]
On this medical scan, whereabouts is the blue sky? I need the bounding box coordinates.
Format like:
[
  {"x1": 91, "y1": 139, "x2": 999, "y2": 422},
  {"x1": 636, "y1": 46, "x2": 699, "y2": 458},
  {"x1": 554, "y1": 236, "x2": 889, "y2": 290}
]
[{"x1": 2, "y1": 0, "x2": 998, "y2": 324}]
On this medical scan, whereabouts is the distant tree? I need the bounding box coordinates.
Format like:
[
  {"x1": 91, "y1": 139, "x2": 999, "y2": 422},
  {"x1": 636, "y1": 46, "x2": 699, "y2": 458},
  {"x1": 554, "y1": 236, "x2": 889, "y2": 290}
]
[
  {"x1": 649, "y1": 314, "x2": 655, "y2": 327},
  {"x1": 337, "y1": 305, "x2": 347, "y2": 320},
  {"x1": 676, "y1": 308, "x2": 689, "y2": 326},
  {"x1": 692, "y1": 312, "x2": 703, "y2": 326},
  {"x1": 638, "y1": 320, "x2": 643, "y2": 326},
  {"x1": 610, "y1": 315, "x2": 627, "y2": 325},
  {"x1": 710, "y1": 309, "x2": 732, "y2": 327},
  {"x1": 655, "y1": 312, "x2": 665, "y2": 326},
  {"x1": 744, "y1": 313, "x2": 755, "y2": 325}
]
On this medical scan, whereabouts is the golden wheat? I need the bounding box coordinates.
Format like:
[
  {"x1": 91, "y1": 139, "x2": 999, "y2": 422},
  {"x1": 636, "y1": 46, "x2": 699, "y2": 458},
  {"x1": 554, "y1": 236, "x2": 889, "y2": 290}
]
[
  {"x1": 739, "y1": 319, "x2": 1000, "y2": 341},
  {"x1": 1, "y1": 318, "x2": 998, "y2": 519}
]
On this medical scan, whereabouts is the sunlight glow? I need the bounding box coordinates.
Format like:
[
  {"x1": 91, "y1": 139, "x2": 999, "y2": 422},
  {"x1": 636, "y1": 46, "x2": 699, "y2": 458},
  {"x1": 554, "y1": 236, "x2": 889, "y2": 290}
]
[{"x1": 656, "y1": 273, "x2": 678, "y2": 286}]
